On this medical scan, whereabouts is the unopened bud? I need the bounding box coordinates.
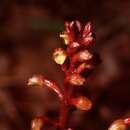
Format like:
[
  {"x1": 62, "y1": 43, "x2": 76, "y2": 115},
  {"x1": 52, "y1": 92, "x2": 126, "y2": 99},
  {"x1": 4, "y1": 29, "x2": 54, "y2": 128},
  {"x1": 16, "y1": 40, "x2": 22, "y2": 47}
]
[
  {"x1": 31, "y1": 118, "x2": 44, "y2": 130},
  {"x1": 69, "y1": 42, "x2": 80, "y2": 48},
  {"x1": 82, "y1": 36, "x2": 93, "y2": 46},
  {"x1": 83, "y1": 22, "x2": 92, "y2": 37},
  {"x1": 72, "y1": 50, "x2": 93, "y2": 64},
  {"x1": 75, "y1": 20, "x2": 82, "y2": 32},
  {"x1": 70, "y1": 96, "x2": 92, "y2": 111},
  {"x1": 68, "y1": 74, "x2": 86, "y2": 86},
  {"x1": 79, "y1": 50, "x2": 93, "y2": 61},
  {"x1": 28, "y1": 75, "x2": 44, "y2": 86},
  {"x1": 53, "y1": 48, "x2": 67, "y2": 65},
  {"x1": 108, "y1": 119, "x2": 127, "y2": 130}
]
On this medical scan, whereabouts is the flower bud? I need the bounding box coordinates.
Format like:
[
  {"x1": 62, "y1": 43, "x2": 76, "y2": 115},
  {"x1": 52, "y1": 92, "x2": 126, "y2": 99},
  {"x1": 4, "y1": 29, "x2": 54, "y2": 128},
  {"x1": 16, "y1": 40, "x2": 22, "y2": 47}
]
[
  {"x1": 53, "y1": 48, "x2": 67, "y2": 65},
  {"x1": 69, "y1": 42, "x2": 80, "y2": 48},
  {"x1": 75, "y1": 62, "x2": 94, "y2": 74},
  {"x1": 68, "y1": 74, "x2": 86, "y2": 86},
  {"x1": 72, "y1": 50, "x2": 93, "y2": 64},
  {"x1": 70, "y1": 96, "x2": 92, "y2": 111},
  {"x1": 83, "y1": 22, "x2": 92, "y2": 37},
  {"x1": 108, "y1": 119, "x2": 127, "y2": 130},
  {"x1": 82, "y1": 22, "x2": 94, "y2": 46},
  {"x1": 78, "y1": 50, "x2": 93, "y2": 61},
  {"x1": 75, "y1": 20, "x2": 82, "y2": 32},
  {"x1": 82, "y1": 36, "x2": 93, "y2": 44},
  {"x1": 28, "y1": 75, "x2": 44, "y2": 86},
  {"x1": 31, "y1": 118, "x2": 44, "y2": 130}
]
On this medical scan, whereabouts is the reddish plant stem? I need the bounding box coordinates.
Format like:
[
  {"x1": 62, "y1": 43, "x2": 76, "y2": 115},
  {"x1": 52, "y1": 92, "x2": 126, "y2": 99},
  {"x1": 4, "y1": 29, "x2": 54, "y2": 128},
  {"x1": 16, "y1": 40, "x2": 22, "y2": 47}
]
[
  {"x1": 59, "y1": 102, "x2": 69, "y2": 130},
  {"x1": 59, "y1": 81, "x2": 73, "y2": 130},
  {"x1": 58, "y1": 55, "x2": 75, "y2": 130}
]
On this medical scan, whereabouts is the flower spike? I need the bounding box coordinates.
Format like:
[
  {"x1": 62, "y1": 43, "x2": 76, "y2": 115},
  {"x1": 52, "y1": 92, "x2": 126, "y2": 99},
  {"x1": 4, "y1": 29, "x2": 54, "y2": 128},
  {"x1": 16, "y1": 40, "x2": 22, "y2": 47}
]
[{"x1": 27, "y1": 20, "x2": 101, "y2": 130}]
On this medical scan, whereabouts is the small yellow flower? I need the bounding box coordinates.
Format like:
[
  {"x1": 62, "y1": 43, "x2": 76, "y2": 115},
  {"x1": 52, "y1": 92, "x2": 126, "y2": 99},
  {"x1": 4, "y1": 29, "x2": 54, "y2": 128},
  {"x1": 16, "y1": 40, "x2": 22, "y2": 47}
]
[{"x1": 53, "y1": 48, "x2": 67, "y2": 65}]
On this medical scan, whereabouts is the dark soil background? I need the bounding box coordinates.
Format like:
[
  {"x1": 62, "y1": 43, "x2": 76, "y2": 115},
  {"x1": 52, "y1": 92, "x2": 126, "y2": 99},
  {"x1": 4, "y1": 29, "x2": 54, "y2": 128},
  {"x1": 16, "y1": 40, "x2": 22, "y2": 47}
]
[{"x1": 0, "y1": 0, "x2": 130, "y2": 130}]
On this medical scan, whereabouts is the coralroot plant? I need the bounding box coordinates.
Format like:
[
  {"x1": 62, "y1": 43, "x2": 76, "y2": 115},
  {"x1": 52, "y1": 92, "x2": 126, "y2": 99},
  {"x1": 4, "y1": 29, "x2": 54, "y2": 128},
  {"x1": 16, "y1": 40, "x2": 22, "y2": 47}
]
[{"x1": 27, "y1": 20, "x2": 130, "y2": 130}]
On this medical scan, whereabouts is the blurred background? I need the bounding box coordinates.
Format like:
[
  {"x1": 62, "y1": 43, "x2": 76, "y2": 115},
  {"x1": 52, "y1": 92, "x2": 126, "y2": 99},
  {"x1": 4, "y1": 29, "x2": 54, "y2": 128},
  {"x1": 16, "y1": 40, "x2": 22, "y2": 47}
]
[{"x1": 0, "y1": 0, "x2": 130, "y2": 130}]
